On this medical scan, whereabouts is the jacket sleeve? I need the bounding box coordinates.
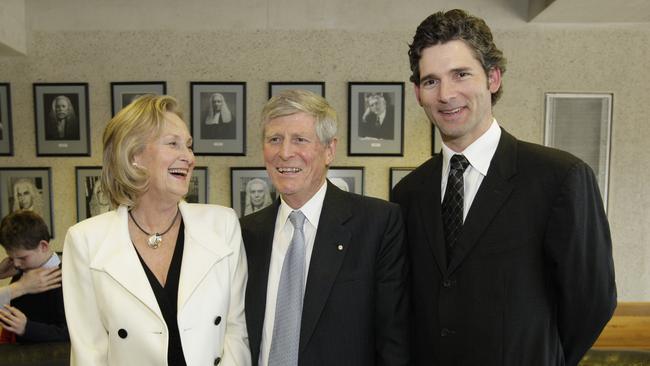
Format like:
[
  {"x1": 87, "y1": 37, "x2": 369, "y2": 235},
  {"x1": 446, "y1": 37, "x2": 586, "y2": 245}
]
[
  {"x1": 544, "y1": 161, "x2": 616, "y2": 366},
  {"x1": 221, "y1": 210, "x2": 252, "y2": 366},
  {"x1": 375, "y1": 203, "x2": 411, "y2": 366},
  {"x1": 63, "y1": 226, "x2": 109, "y2": 366}
]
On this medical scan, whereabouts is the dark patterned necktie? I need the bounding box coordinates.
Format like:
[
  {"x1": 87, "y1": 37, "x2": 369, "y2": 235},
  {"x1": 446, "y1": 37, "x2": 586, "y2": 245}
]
[{"x1": 441, "y1": 154, "x2": 470, "y2": 265}]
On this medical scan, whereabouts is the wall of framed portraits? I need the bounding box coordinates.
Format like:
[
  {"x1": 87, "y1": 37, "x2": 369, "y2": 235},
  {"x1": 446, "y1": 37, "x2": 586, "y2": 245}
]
[{"x1": 0, "y1": 10, "x2": 649, "y2": 300}]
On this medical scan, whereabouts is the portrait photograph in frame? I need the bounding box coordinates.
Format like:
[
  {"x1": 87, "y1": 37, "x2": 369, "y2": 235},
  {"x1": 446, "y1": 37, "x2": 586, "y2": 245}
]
[
  {"x1": 75, "y1": 166, "x2": 110, "y2": 221},
  {"x1": 0, "y1": 167, "x2": 54, "y2": 236},
  {"x1": 0, "y1": 83, "x2": 13, "y2": 156},
  {"x1": 185, "y1": 166, "x2": 208, "y2": 204},
  {"x1": 268, "y1": 82, "x2": 325, "y2": 99},
  {"x1": 348, "y1": 82, "x2": 404, "y2": 156},
  {"x1": 33, "y1": 83, "x2": 90, "y2": 156},
  {"x1": 230, "y1": 167, "x2": 277, "y2": 218},
  {"x1": 389, "y1": 167, "x2": 415, "y2": 199},
  {"x1": 544, "y1": 92, "x2": 612, "y2": 208},
  {"x1": 191, "y1": 82, "x2": 246, "y2": 156},
  {"x1": 327, "y1": 167, "x2": 364, "y2": 195},
  {"x1": 110, "y1": 81, "x2": 167, "y2": 116}
]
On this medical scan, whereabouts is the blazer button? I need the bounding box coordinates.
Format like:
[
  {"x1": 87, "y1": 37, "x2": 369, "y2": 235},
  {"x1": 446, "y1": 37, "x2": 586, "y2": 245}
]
[
  {"x1": 214, "y1": 357, "x2": 221, "y2": 365},
  {"x1": 118, "y1": 329, "x2": 128, "y2": 339},
  {"x1": 214, "y1": 316, "x2": 222, "y2": 326}
]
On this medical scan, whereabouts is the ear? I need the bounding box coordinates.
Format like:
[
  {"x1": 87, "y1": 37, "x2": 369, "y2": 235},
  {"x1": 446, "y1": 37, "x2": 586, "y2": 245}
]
[
  {"x1": 487, "y1": 67, "x2": 502, "y2": 94},
  {"x1": 324, "y1": 137, "x2": 338, "y2": 166},
  {"x1": 413, "y1": 83, "x2": 423, "y2": 106},
  {"x1": 37, "y1": 240, "x2": 50, "y2": 253}
]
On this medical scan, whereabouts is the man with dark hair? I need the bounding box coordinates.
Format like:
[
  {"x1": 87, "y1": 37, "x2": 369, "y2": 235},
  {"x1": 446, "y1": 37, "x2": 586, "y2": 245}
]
[
  {"x1": 392, "y1": 9, "x2": 616, "y2": 366},
  {"x1": 0, "y1": 210, "x2": 68, "y2": 343}
]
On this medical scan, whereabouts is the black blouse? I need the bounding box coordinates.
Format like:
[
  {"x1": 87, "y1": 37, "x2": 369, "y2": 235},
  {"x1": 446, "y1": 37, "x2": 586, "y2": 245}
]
[{"x1": 136, "y1": 220, "x2": 187, "y2": 366}]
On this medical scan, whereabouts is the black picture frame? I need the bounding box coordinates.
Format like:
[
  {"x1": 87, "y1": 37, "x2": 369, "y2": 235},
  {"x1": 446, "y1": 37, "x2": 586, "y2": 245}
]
[
  {"x1": 327, "y1": 167, "x2": 364, "y2": 195},
  {"x1": 348, "y1": 82, "x2": 404, "y2": 156},
  {"x1": 0, "y1": 83, "x2": 13, "y2": 156},
  {"x1": 75, "y1": 166, "x2": 108, "y2": 221},
  {"x1": 230, "y1": 167, "x2": 277, "y2": 218},
  {"x1": 0, "y1": 167, "x2": 54, "y2": 236},
  {"x1": 33, "y1": 83, "x2": 90, "y2": 156},
  {"x1": 110, "y1": 81, "x2": 167, "y2": 116},
  {"x1": 185, "y1": 166, "x2": 208, "y2": 204},
  {"x1": 268, "y1": 82, "x2": 325, "y2": 99},
  {"x1": 190, "y1": 82, "x2": 246, "y2": 156},
  {"x1": 389, "y1": 167, "x2": 415, "y2": 200}
]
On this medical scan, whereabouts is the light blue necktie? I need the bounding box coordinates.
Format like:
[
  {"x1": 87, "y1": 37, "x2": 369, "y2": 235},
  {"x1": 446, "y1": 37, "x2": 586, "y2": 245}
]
[{"x1": 268, "y1": 210, "x2": 307, "y2": 366}]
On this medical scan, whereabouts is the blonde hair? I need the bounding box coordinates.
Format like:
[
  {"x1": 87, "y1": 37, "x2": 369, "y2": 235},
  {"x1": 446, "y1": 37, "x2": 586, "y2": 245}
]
[
  {"x1": 261, "y1": 89, "x2": 337, "y2": 144},
  {"x1": 101, "y1": 95, "x2": 182, "y2": 208}
]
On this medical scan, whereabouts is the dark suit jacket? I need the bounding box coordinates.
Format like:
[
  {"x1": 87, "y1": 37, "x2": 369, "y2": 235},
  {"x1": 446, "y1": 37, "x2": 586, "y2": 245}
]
[
  {"x1": 201, "y1": 112, "x2": 236, "y2": 140},
  {"x1": 392, "y1": 129, "x2": 616, "y2": 366},
  {"x1": 241, "y1": 181, "x2": 410, "y2": 366},
  {"x1": 359, "y1": 106, "x2": 394, "y2": 140},
  {"x1": 45, "y1": 117, "x2": 79, "y2": 140},
  {"x1": 10, "y1": 268, "x2": 69, "y2": 343}
]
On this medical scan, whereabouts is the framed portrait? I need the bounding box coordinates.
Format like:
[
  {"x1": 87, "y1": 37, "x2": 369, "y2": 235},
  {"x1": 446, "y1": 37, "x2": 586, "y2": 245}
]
[
  {"x1": 327, "y1": 167, "x2": 364, "y2": 195},
  {"x1": 110, "y1": 81, "x2": 167, "y2": 116},
  {"x1": 0, "y1": 168, "x2": 54, "y2": 236},
  {"x1": 268, "y1": 82, "x2": 325, "y2": 99},
  {"x1": 0, "y1": 83, "x2": 13, "y2": 156},
  {"x1": 231, "y1": 168, "x2": 277, "y2": 218},
  {"x1": 75, "y1": 167, "x2": 109, "y2": 221},
  {"x1": 544, "y1": 92, "x2": 612, "y2": 208},
  {"x1": 348, "y1": 82, "x2": 404, "y2": 156},
  {"x1": 33, "y1": 83, "x2": 90, "y2": 156},
  {"x1": 190, "y1": 82, "x2": 246, "y2": 155},
  {"x1": 185, "y1": 166, "x2": 208, "y2": 204},
  {"x1": 389, "y1": 167, "x2": 415, "y2": 199}
]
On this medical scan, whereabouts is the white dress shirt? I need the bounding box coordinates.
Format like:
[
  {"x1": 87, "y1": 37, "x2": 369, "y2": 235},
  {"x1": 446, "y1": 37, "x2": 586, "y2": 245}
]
[
  {"x1": 440, "y1": 119, "x2": 501, "y2": 220},
  {"x1": 259, "y1": 181, "x2": 328, "y2": 366}
]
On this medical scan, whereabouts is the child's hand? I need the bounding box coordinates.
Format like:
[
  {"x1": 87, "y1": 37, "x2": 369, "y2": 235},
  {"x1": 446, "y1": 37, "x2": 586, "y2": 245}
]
[
  {"x1": 10, "y1": 267, "x2": 61, "y2": 299},
  {"x1": 0, "y1": 258, "x2": 17, "y2": 280},
  {"x1": 0, "y1": 305, "x2": 27, "y2": 336}
]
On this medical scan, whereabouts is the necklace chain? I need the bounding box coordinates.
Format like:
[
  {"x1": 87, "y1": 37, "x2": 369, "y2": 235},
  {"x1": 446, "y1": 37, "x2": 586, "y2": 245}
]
[{"x1": 129, "y1": 208, "x2": 179, "y2": 249}]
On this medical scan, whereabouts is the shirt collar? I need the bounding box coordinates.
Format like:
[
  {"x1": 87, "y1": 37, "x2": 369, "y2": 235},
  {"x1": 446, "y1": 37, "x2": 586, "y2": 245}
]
[
  {"x1": 441, "y1": 119, "x2": 501, "y2": 176},
  {"x1": 278, "y1": 180, "x2": 328, "y2": 229},
  {"x1": 42, "y1": 252, "x2": 61, "y2": 269}
]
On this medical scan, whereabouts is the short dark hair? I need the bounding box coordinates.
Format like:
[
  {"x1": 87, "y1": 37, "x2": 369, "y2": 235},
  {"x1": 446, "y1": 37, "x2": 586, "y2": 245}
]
[
  {"x1": 408, "y1": 9, "x2": 507, "y2": 105},
  {"x1": 0, "y1": 210, "x2": 51, "y2": 251}
]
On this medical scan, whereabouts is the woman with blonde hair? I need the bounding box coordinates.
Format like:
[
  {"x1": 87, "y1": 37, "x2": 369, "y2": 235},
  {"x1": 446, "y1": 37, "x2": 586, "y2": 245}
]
[{"x1": 62, "y1": 95, "x2": 250, "y2": 366}]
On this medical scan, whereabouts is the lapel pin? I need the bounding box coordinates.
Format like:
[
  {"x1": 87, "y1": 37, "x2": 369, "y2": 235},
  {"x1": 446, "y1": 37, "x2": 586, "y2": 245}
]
[{"x1": 337, "y1": 244, "x2": 344, "y2": 251}]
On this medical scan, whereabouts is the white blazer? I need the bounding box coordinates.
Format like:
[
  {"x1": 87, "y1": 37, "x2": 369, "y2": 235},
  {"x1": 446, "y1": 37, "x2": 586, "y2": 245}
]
[{"x1": 63, "y1": 202, "x2": 251, "y2": 366}]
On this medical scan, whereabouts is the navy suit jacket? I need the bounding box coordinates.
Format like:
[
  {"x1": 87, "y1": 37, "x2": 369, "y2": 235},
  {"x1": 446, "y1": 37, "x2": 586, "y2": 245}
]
[
  {"x1": 392, "y1": 129, "x2": 616, "y2": 366},
  {"x1": 241, "y1": 181, "x2": 410, "y2": 366},
  {"x1": 10, "y1": 266, "x2": 69, "y2": 343}
]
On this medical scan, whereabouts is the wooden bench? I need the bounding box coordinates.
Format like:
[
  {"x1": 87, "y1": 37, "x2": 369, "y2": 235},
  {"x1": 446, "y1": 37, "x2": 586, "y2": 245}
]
[{"x1": 592, "y1": 302, "x2": 650, "y2": 350}]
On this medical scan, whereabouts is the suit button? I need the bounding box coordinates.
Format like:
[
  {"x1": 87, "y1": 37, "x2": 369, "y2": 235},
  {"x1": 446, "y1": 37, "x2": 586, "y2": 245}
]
[
  {"x1": 442, "y1": 279, "x2": 451, "y2": 288},
  {"x1": 214, "y1": 357, "x2": 221, "y2": 365},
  {"x1": 214, "y1": 316, "x2": 222, "y2": 325},
  {"x1": 118, "y1": 329, "x2": 128, "y2": 339},
  {"x1": 440, "y1": 328, "x2": 455, "y2": 337}
]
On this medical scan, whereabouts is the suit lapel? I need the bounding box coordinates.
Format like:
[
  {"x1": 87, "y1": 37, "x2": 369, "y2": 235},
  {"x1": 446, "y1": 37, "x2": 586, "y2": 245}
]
[
  {"x1": 300, "y1": 182, "x2": 352, "y2": 352},
  {"x1": 177, "y1": 202, "x2": 232, "y2": 312},
  {"x1": 415, "y1": 156, "x2": 448, "y2": 274},
  {"x1": 448, "y1": 130, "x2": 518, "y2": 273},
  {"x1": 90, "y1": 206, "x2": 163, "y2": 320},
  {"x1": 244, "y1": 200, "x2": 279, "y2": 355}
]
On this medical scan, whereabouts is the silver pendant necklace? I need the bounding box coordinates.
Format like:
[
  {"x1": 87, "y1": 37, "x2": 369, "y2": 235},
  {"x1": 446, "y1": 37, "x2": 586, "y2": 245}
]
[{"x1": 129, "y1": 208, "x2": 180, "y2": 249}]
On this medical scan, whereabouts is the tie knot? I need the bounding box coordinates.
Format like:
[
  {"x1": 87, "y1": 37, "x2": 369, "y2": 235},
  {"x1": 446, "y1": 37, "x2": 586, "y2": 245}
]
[
  {"x1": 450, "y1": 154, "x2": 470, "y2": 173},
  {"x1": 289, "y1": 210, "x2": 306, "y2": 230}
]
